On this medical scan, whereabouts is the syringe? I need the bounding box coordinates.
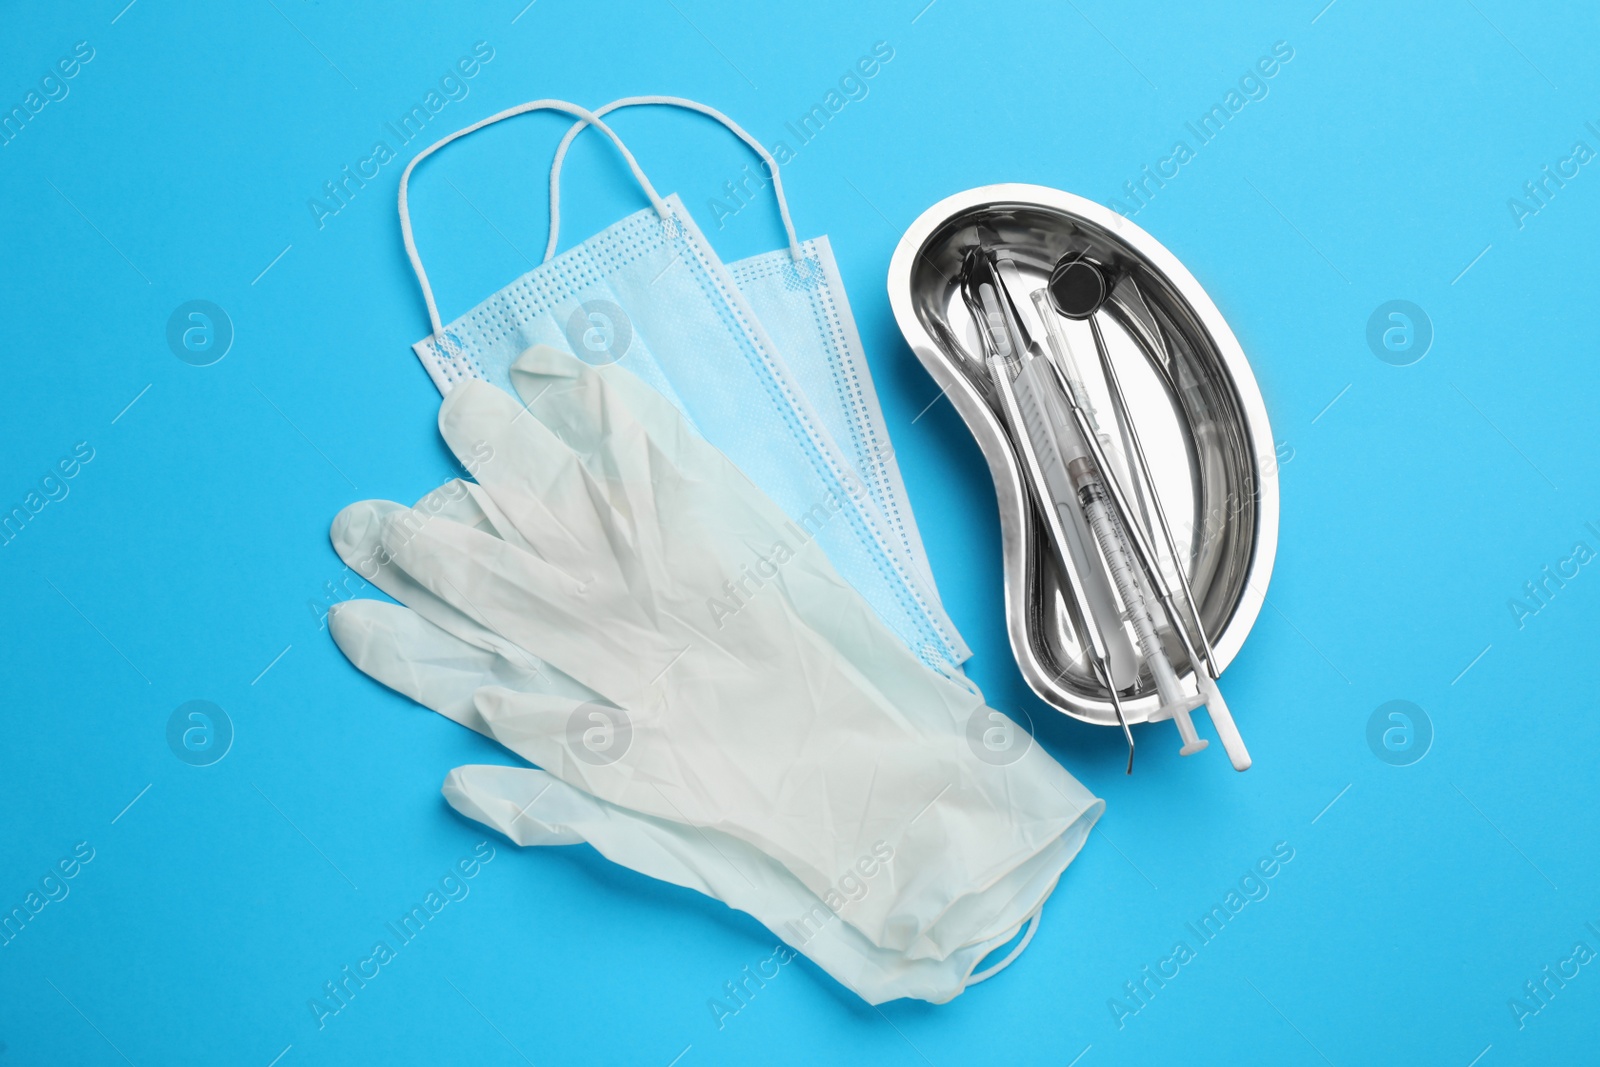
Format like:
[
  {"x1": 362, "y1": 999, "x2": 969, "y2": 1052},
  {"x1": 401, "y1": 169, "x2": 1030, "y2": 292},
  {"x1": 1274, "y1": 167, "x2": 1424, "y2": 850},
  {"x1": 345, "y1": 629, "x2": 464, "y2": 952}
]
[
  {"x1": 1069, "y1": 457, "x2": 1207, "y2": 755},
  {"x1": 999, "y1": 291, "x2": 1207, "y2": 757},
  {"x1": 1030, "y1": 286, "x2": 1249, "y2": 769},
  {"x1": 972, "y1": 279, "x2": 1137, "y2": 770}
]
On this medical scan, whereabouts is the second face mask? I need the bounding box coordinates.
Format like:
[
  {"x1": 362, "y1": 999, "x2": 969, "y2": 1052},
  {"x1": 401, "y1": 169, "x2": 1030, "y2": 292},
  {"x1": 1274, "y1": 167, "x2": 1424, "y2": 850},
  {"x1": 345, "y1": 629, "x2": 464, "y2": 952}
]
[{"x1": 544, "y1": 97, "x2": 953, "y2": 646}]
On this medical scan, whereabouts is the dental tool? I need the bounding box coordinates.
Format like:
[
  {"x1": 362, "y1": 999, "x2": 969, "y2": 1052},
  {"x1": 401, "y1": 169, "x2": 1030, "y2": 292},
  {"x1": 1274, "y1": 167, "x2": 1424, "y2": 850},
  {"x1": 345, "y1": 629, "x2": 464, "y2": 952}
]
[
  {"x1": 967, "y1": 246, "x2": 1140, "y2": 692},
  {"x1": 1038, "y1": 259, "x2": 1251, "y2": 770},
  {"x1": 1091, "y1": 290, "x2": 1215, "y2": 672},
  {"x1": 1027, "y1": 288, "x2": 1210, "y2": 759},
  {"x1": 966, "y1": 237, "x2": 1254, "y2": 769},
  {"x1": 967, "y1": 273, "x2": 1136, "y2": 772}
]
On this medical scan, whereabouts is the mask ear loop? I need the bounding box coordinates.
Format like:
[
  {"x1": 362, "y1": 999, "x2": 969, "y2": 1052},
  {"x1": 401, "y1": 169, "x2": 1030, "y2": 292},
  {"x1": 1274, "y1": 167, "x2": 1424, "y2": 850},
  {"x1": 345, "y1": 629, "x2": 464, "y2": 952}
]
[
  {"x1": 398, "y1": 99, "x2": 673, "y2": 351},
  {"x1": 965, "y1": 903, "x2": 1043, "y2": 986},
  {"x1": 542, "y1": 95, "x2": 804, "y2": 266}
]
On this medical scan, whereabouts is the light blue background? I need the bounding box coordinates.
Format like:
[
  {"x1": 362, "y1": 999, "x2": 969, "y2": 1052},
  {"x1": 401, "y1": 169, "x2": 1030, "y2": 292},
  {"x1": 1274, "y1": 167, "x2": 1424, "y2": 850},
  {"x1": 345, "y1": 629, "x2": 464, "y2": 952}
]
[{"x1": 2, "y1": 1, "x2": 1597, "y2": 1063}]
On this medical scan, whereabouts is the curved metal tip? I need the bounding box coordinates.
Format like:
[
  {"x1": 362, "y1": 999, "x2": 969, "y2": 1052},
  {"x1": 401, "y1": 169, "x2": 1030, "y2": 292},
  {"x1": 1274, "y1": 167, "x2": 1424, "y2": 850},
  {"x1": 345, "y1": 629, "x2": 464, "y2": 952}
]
[{"x1": 1100, "y1": 664, "x2": 1136, "y2": 775}]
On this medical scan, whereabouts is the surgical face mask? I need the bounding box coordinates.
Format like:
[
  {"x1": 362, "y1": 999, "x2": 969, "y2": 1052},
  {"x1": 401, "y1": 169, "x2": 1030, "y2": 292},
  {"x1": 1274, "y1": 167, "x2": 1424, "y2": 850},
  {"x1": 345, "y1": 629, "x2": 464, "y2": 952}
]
[
  {"x1": 544, "y1": 97, "x2": 950, "y2": 616},
  {"x1": 398, "y1": 100, "x2": 966, "y2": 670}
]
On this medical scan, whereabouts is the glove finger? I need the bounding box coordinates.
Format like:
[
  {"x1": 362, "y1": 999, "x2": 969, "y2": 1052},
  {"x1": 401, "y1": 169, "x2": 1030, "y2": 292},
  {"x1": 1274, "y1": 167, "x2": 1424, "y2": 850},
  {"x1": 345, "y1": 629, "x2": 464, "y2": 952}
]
[
  {"x1": 379, "y1": 505, "x2": 657, "y2": 700},
  {"x1": 456, "y1": 480, "x2": 537, "y2": 553},
  {"x1": 413, "y1": 478, "x2": 537, "y2": 554},
  {"x1": 328, "y1": 598, "x2": 599, "y2": 735},
  {"x1": 511, "y1": 343, "x2": 965, "y2": 682},
  {"x1": 470, "y1": 684, "x2": 628, "y2": 788},
  {"x1": 330, "y1": 477, "x2": 546, "y2": 664},
  {"x1": 508, "y1": 344, "x2": 803, "y2": 609},
  {"x1": 332, "y1": 498, "x2": 534, "y2": 667},
  {"x1": 443, "y1": 766, "x2": 587, "y2": 846},
  {"x1": 472, "y1": 685, "x2": 730, "y2": 848},
  {"x1": 508, "y1": 344, "x2": 819, "y2": 562},
  {"x1": 437, "y1": 379, "x2": 626, "y2": 580},
  {"x1": 445, "y1": 764, "x2": 741, "y2": 882}
]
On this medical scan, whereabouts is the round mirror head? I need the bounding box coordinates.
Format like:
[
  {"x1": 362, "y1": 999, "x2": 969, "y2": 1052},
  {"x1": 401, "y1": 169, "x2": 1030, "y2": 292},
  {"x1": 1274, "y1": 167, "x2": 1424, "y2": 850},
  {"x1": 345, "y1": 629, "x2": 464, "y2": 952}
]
[{"x1": 1047, "y1": 256, "x2": 1108, "y2": 320}]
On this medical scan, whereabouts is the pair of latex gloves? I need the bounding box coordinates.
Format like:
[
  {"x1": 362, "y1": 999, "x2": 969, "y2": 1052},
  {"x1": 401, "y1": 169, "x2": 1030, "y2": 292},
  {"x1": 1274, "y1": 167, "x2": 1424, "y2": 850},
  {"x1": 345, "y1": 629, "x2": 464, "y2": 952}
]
[{"x1": 327, "y1": 345, "x2": 1102, "y2": 1004}]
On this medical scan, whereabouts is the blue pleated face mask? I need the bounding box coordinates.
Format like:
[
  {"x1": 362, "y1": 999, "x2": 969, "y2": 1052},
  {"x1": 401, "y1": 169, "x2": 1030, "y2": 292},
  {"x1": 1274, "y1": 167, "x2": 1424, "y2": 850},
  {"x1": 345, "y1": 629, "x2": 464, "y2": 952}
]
[
  {"x1": 397, "y1": 100, "x2": 968, "y2": 671},
  {"x1": 544, "y1": 98, "x2": 950, "y2": 625}
]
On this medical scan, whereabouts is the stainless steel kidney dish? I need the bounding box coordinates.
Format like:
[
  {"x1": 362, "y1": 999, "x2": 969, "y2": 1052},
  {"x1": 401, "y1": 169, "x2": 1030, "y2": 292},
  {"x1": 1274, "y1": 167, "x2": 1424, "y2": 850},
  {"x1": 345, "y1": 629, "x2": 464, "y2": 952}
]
[{"x1": 888, "y1": 184, "x2": 1278, "y2": 768}]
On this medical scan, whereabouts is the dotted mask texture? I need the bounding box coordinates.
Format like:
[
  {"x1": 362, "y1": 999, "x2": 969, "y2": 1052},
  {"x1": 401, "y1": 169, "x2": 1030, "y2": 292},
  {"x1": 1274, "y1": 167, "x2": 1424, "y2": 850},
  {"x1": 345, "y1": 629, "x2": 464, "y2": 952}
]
[{"x1": 728, "y1": 238, "x2": 962, "y2": 662}]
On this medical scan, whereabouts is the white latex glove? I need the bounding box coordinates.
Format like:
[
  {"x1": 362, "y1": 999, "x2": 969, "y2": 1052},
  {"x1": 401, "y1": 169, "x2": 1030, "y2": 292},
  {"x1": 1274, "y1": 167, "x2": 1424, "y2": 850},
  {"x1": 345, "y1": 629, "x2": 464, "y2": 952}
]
[
  {"x1": 330, "y1": 344, "x2": 1101, "y2": 977},
  {"x1": 331, "y1": 592, "x2": 1065, "y2": 1005}
]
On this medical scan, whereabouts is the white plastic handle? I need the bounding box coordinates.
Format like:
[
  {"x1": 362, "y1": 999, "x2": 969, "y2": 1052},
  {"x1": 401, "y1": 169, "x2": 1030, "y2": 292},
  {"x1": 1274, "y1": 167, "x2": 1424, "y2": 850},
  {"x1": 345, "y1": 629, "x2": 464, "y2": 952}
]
[{"x1": 1200, "y1": 678, "x2": 1251, "y2": 771}]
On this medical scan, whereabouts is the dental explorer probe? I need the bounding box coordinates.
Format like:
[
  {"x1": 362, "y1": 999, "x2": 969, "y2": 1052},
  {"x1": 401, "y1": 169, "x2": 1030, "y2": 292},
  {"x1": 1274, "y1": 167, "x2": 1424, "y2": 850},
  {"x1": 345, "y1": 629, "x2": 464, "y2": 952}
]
[
  {"x1": 972, "y1": 279, "x2": 1136, "y2": 772},
  {"x1": 1091, "y1": 312, "x2": 1218, "y2": 676},
  {"x1": 1085, "y1": 312, "x2": 1249, "y2": 770}
]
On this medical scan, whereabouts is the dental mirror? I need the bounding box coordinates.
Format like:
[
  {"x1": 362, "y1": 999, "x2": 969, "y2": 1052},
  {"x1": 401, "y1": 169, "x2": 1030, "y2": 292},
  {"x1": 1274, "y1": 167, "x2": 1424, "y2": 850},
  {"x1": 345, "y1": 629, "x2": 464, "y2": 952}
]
[{"x1": 1047, "y1": 255, "x2": 1108, "y2": 320}]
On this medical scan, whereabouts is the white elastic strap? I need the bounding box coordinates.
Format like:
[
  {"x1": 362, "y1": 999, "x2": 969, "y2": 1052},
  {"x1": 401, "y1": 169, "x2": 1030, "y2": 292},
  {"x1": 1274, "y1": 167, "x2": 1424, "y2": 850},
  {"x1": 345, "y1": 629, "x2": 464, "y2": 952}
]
[
  {"x1": 965, "y1": 904, "x2": 1042, "y2": 986},
  {"x1": 543, "y1": 95, "x2": 803, "y2": 265},
  {"x1": 398, "y1": 99, "x2": 672, "y2": 340}
]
